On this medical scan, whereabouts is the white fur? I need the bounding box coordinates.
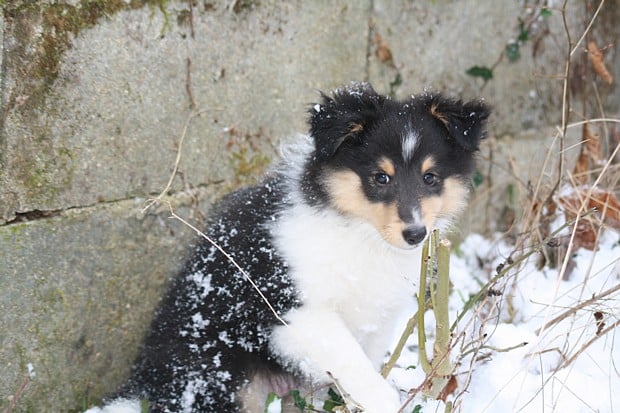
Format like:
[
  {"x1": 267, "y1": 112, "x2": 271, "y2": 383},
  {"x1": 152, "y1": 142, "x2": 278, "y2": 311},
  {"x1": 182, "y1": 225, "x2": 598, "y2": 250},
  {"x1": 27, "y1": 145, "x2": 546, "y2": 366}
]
[
  {"x1": 270, "y1": 138, "x2": 422, "y2": 412},
  {"x1": 401, "y1": 128, "x2": 419, "y2": 162},
  {"x1": 270, "y1": 203, "x2": 420, "y2": 413},
  {"x1": 84, "y1": 399, "x2": 141, "y2": 413}
]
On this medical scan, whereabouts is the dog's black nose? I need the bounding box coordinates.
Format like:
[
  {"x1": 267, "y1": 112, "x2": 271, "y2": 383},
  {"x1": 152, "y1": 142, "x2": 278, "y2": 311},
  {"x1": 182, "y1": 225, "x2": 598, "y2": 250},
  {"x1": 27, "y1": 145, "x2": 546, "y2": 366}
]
[{"x1": 402, "y1": 226, "x2": 427, "y2": 246}]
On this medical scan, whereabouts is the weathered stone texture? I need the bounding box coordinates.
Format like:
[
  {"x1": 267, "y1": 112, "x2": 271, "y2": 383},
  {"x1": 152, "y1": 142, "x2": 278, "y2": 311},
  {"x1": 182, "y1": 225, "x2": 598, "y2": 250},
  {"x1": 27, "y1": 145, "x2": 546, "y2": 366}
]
[
  {"x1": 1, "y1": 196, "x2": 208, "y2": 411},
  {"x1": 0, "y1": 1, "x2": 369, "y2": 223}
]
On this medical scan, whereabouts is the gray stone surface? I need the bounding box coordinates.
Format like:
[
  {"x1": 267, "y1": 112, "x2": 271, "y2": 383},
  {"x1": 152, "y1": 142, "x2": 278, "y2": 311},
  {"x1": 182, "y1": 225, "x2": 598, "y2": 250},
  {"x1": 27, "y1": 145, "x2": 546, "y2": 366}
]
[
  {"x1": 0, "y1": 189, "x2": 218, "y2": 411},
  {"x1": 0, "y1": 0, "x2": 617, "y2": 411},
  {"x1": 0, "y1": 1, "x2": 370, "y2": 224}
]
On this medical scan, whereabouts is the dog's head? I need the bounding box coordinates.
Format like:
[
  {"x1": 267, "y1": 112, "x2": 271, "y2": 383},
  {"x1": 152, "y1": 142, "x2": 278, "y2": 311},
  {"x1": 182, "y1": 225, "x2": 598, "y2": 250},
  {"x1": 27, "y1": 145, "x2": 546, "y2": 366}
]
[{"x1": 303, "y1": 83, "x2": 490, "y2": 249}]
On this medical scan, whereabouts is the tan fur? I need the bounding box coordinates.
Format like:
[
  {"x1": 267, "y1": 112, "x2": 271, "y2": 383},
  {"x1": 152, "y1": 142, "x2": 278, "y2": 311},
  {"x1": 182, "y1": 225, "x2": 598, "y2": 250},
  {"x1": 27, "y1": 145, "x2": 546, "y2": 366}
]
[
  {"x1": 325, "y1": 170, "x2": 409, "y2": 248},
  {"x1": 419, "y1": 177, "x2": 468, "y2": 228},
  {"x1": 349, "y1": 122, "x2": 364, "y2": 133},
  {"x1": 326, "y1": 169, "x2": 468, "y2": 248},
  {"x1": 421, "y1": 156, "x2": 435, "y2": 174},
  {"x1": 378, "y1": 157, "x2": 396, "y2": 177},
  {"x1": 430, "y1": 103, "x2": 449, "y2": 126}
]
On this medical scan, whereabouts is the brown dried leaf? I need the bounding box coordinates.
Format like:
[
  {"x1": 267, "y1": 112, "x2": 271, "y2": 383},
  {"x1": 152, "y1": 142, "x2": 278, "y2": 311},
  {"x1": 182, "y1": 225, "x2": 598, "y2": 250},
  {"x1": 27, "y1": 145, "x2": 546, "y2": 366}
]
[
  {"x1": 572, "y1": 147, "x2": 590, "y2": 185},
  {"x1": 572, "y1": 219, "x2": 599, "y2": 251},
  {"x1": 594, "y1": 311, "x2": 606, "y2": 336},
  {"x1": 437, "y1": 375, "x2": 458, "y2": 401},
  {"x1": 374, "y1": 32, "x2": 395, "y2": 67},
  {"x1": 588, "y1": 41, "x2": 613, "y2": 85},
  {"x1": 587, "y1": 189, "x2": 620, "y2": 229},
  {"x1": 557, "y1": 188, "x2": 620, "y2": 250},
  {"x1": 583, "y1": 123, "x2": 603, "y2": 163}
]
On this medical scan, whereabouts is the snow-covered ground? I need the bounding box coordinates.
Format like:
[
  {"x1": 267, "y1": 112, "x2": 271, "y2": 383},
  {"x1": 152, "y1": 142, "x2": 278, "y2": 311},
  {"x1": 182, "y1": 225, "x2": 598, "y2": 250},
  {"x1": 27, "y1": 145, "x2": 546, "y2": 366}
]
[{"x1": 387, "y1": 226, "x2": 620, "y2": 413}]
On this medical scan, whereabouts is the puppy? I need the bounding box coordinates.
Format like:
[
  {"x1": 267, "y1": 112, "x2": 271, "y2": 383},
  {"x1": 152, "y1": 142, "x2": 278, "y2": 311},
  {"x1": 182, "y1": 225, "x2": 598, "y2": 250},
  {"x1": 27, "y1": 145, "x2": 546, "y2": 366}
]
[{"x1": 95, "y1": 83, "x2": 489, "y2": 413}]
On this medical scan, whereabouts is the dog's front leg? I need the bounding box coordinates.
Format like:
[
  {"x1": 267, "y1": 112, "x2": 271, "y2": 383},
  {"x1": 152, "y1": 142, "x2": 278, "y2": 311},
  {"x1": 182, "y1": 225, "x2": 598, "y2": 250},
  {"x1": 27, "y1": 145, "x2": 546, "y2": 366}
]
[{"x1": 270, "y1": 307, "x2": 402, "y2": 413}]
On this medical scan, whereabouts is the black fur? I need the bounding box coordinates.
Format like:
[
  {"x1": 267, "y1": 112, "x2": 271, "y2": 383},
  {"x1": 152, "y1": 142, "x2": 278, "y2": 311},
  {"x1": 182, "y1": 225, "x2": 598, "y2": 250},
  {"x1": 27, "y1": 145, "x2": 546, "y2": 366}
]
[{"x1": 117, "y1": 176, "x2": 298, "y2": 412}]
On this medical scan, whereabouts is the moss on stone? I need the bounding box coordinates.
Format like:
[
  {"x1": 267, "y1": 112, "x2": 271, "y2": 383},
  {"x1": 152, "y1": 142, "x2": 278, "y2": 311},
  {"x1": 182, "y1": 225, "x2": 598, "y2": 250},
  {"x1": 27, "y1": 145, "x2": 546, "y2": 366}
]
[{"x1": 2, "y1": 0, "x2": 171, "y2": 118}]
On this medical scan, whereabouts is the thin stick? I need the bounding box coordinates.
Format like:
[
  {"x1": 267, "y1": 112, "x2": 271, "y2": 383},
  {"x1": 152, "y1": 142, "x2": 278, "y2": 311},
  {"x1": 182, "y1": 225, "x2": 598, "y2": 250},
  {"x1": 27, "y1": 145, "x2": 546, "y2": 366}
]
[
  {"x1": 381, "y1": 310, "x2": 420, "y2": 378},
  {"x1": 560, "y1": 318, "x2": 620, "y2": 369},
  {"x1": 3, "y1": 376, "x2": 30, "y2": 413},
  {"x1": 397, "y1": 339, "x2": 458, "y2": 413},
  {"x1": 569, "y1": 0, "x2": 606, "y2": 57},
  {"x1": 533, "y1": 282, "x2": 620, "y2": 335},
  {"x1": 417, "y1": 238, "x2": 431, "y2": 373},
  {"x1": 325, "y1": 372, "x2": 363, "y2": 413},
  {"x1": 567, "y1": 118, "x2": 620, "y2": 128},
  {"x1": 141, "y1": 109, "x2": 206, "y2": 214},
  {"x1": 185, "y1": 58, "x2": 196, "y2": 110},
  {"x1": 167, "y1": 205, "x2": 289, "y2": 327},
  {"x1": 451, "y1": 209, "x2": 597, "y2": 330}
]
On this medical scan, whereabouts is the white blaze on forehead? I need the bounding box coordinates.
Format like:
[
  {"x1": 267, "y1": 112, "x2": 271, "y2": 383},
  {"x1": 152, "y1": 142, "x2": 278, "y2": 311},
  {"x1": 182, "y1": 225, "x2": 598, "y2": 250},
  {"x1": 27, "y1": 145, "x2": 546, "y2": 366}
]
[{"x1": 401, "y1": 128, "x2": 419, "y2": 162}]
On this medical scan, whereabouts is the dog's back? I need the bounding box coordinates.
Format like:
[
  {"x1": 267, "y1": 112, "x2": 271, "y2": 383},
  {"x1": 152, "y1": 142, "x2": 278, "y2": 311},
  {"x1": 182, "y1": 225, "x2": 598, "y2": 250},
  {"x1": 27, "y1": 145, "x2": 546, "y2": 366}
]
[{"x1": 115, "y1": 175, "x2": 300, "y2": 411}]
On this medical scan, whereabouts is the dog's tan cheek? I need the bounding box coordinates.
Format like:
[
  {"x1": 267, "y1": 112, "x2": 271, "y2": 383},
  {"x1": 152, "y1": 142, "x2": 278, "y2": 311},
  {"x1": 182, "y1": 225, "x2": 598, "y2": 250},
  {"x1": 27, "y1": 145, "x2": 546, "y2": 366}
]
[
  {"x1": 441, "y1": 177, "x2": 469, "y2": 216},
  {"x1": 420, "y1": 177, "x2": 469, "y2": 227},
  {"x1": 325, "y1": 170, "x2": 408, "y2": 247},
  {"x1": 420, "y1": 197, "x2": 442, "y2": 229}
]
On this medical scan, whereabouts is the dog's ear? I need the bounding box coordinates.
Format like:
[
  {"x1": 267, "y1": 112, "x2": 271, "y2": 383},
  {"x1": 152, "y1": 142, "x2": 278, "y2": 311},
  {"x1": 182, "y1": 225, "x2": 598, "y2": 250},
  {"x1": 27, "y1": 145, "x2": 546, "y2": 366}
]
[
  {"x1": 428, "y1": 95, "x2": 491, "y2": 151},
  {"x1": 309, "y1": 83, "x2": 384, "y2": 160}
]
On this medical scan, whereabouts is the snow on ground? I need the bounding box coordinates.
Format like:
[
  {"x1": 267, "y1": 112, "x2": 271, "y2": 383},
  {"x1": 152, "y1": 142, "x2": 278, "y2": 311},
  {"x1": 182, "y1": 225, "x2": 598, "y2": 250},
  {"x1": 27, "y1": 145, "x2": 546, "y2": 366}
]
[{"x1": 388, "y1": 227, "x2": 620, "y2": 413}]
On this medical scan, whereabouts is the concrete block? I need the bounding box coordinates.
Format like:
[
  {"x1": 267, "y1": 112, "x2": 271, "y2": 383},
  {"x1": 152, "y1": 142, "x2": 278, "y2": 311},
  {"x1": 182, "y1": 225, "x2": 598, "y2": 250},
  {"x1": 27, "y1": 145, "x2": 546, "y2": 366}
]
[
  {"x1": 0, "y1": 0, "x2": 370, "y2": 223},
  {"x1": 0, "y1": 189, "x2": 218, "y2": 411}
]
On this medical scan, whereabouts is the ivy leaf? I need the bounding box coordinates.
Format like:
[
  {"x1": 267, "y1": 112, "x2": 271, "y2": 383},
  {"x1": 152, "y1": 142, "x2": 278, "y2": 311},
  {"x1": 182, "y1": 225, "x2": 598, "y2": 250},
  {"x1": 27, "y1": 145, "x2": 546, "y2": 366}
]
[
  {"x1": 466, "y1": 66, "x2": 493, "y2": 81},
  {"x1": 472, "y1": 169, "x2": 484, "y2": 188},
  {"x1": 289, "y1": 389, "x2": 307, "y2": 412},
  {"x1": 412, "y1": 405, "x2": 423, "y2": 413},
  {"x1": 506, "y1": 42, "x2": 521, "y2": 62},
  {"x1": 323, "y1": 388, "x2": 345, "y2": 412},
  {"x1": 517, "y1": 21, "x2": 529, "y2": 42}
]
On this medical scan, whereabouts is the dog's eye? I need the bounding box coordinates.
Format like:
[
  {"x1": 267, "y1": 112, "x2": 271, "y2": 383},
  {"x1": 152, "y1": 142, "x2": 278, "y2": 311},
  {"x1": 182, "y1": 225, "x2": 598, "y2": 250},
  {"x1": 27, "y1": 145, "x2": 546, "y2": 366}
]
[
  {"x1": 374, "y1": 172, "x2": 391, "y2": 185},
  {"x1": 423, "y1": 172, "x2": 440, "y2": 186}
]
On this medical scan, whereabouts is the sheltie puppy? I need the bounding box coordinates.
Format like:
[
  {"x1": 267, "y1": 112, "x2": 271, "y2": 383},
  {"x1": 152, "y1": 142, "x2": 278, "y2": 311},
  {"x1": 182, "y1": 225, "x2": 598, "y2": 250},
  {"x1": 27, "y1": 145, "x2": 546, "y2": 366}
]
[{"x1": 91, "y1": 83, "x2": 490, "y2": 413}]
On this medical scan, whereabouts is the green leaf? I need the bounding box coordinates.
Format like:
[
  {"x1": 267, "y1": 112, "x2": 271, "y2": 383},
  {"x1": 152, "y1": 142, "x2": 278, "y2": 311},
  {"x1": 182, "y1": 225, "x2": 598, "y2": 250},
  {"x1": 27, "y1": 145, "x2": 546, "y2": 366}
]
[
  {"x1": 290, "y1": 389, "x2": 307, "y2": 412},
  {"x1": 472, "y1": 169, "x2": 484, "y2": 187},
  {"x1": 389, "y1": 72, "x2": 403, "y2": 96},
  {"x1": 507, "y1": 183, "x2": 515, "y2": 205},
  {"x1": 412, "y1": 405, "x2": 423, "y2": 413},
  {"x1": 517, "y1": 21, "x2": 529, "y2": 42},
  {"x1": 541, "y1": 7, "x2": 552, "y2": 18},
  {"x1": 466, "y1": 66, "x2": 493, "y2": 81},
  {"x1": 505, "y1": 42, "x2": 521, "y2": 62},
  {"x1": 264, "y1": 392, "x2": 280, "y2": 413},
  {"x1": 323, "y1": 388, "x2": 345, "y2": 412}
]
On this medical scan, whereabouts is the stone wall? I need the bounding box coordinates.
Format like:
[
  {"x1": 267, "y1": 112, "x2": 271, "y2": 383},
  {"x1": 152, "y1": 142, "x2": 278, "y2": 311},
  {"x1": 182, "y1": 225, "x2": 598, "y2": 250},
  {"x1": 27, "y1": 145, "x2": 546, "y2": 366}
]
[{"x1": 0, "y1": 1, "x2": 617, "y2": 411}]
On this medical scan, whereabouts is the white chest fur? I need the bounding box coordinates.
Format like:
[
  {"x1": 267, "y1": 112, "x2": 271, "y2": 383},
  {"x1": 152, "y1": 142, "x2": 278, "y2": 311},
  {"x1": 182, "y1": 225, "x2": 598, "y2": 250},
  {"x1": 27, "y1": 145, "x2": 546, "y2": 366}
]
[{"x1": 269, "y1": 204, "x2": 420, "y2": 413}]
